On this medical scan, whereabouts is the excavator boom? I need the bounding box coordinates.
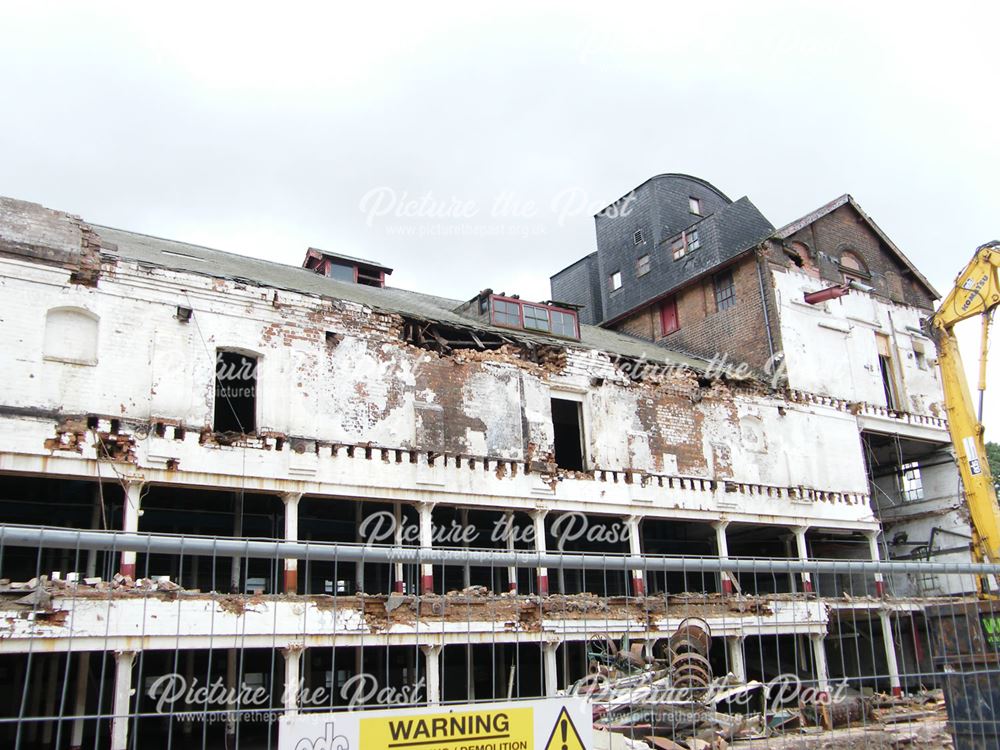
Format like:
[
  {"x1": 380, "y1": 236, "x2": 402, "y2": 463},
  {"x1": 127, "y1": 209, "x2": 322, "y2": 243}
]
[{"x1": 931, "y1": 242, "x2": 1000, "y2": 568}]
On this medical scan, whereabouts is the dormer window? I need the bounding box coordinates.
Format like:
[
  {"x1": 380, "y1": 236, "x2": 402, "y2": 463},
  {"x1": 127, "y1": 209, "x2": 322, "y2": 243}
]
[
  {"x1": 302, "y1": 248, "x2": 392, "y2": 288},
  {"x1": 488, "y1": 295, "x2": 580, "y2": 339}
]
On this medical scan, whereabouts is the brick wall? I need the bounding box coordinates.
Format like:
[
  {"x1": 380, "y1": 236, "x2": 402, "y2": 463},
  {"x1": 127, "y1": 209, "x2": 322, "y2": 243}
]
[
  {"x1": 775, "y1": 204, "x2": 936, "y2": 310},
  {"x1": 611, "y1": 254, "x2": 775, "y2": 372}
]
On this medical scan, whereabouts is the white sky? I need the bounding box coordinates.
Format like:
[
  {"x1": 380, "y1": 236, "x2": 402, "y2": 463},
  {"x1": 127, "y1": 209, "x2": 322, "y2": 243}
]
[{"x1": 1, "y1": 2, "x2": 998, "y2": 434}]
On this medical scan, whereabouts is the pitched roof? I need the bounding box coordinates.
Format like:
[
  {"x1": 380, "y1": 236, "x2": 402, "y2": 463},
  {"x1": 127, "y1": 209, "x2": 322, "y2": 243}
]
[
  {"x1": 775, "y1": 194, "x2": 940, "y2": 299},
  {"x1": 93, "y1": 224, "x2": 718, "y2": 375}
]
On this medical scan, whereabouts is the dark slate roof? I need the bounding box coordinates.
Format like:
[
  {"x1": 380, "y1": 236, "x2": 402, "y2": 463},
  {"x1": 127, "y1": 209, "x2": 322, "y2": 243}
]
[
  {"x1": 93, "y1": 224, "x2": 716, "y2": 374},
  {"x1": 602, "y1": 196, "x2": 775, "y2": 325},
  {"x1": 775, "y1": 194, "x2": 939, "y2": 298}
]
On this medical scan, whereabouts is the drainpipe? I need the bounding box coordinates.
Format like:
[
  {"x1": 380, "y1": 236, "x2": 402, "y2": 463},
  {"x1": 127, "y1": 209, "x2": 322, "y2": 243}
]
[{"x1": 755, "y1": 252, "x2": 776, "y2": 366}]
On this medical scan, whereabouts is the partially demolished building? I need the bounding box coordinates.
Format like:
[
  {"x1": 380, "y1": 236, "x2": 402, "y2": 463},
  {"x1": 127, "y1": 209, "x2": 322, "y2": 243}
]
[{"x1": 0, "y1": 175, "x2": 972, "y2": 746}]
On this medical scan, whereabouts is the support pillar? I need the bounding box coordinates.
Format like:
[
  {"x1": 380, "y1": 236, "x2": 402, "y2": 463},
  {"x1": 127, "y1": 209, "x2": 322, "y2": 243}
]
[
  {"x1": 70, "y1": 652, "x2": 90, "y2": 750},
  {"x1": 393, "y1": 503, "x2": 405, "y2": 593},
  {"x1": 810, "y1": 635, "x2": 830, "y2": 696},
  {"x1": 418, "y1": 503, "x2": 435, "y2": 594},
  {"x1": 531, "y1": 510, "x2": 548, "y2": 596},
  {"x1": 867, "y1": 531, "x2": 886, "y2": 597},
  {"x1": 543, "y1": 642, "x2": 559, "y2": 696},
  {"x1": 460, "y1": 508, "x2": 472, "y2": 589},
  {"x1": 879, "y1": 611, "x2": 903, "y2": 696},
  {"x1": 725, "y1": 636, "x2": 746, "y2": 683},
  {"x1": 41, "y1": 655, "x2": 59, "y2": 747},
  {"x1": 119, "y1": 482, "x2": 143, "y2": 579},
  {"x1": 421, "y1": 645, "x2": 442, "y2": 705},
  {"x1": 713, "y1": 521, "x2": 732, "y2": 595},
  {"x1": 504, "y1": 511, "x2": 517, "y2": 593},
  {"x1": 794, "y1": 526, "x2": 813, "y2": 594},
  {"x1": 625, "y1": 516, "x2": 645, "y2": 596},
  {"x1": 110, "y1": 651, "x2": 135, "y2": 750},
  {"x1": 283, "y1": 647, "x2": 303, "y2": 717},
  {"x1": 282, "y1": 493, "x2": 302, "y2": 594}
]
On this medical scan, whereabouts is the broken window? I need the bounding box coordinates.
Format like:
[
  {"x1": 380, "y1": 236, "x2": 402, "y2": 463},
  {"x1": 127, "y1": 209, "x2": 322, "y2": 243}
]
[
  {"x1": 899, "y1": 461, "x2": 924, "y2": 502},
  {"x1": 488, "y1": 296, "x2": 580, "y2": 339},
  {"x1": 636, "y1": 254, "x2": 651, "y2": 277},
  {"x1": 551, "y1": 397, "x2": 585, "y2": 471},
  {"x1": 840, "y1": 250, "x2": 870, "y2": 283},
  {"x1": 671, "y1": 230, "x2": 700, "y2": 260},
  {"x1": 714, "y1": 270, "x2": 735, "y2": 310},
  {"x1": 659, "y1": 297, "x2": 679, "y2": 335},
  {"x1": 214, "y1": 351, "x2": 258, "y2": 433}
]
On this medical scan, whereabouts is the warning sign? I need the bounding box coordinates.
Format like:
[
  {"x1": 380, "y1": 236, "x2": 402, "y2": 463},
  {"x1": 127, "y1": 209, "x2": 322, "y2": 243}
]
[
  {"x1": 361, "y1": 706, "x2": 532, "y2": 750},
  {"x1": 278, "y1": 698, "x2": 591, "y2": 750},
  {"x1": 543, "y1": 707, "x2": 586, "y2": 750}
]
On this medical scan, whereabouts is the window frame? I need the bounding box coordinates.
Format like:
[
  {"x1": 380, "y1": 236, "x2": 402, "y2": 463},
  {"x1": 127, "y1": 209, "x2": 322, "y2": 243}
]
[
  {"x1": 714, "y1": 270, "x2": 736, "y2": 311},
  {"x1": 609, "y1": 270, "x2": 623, "y2": 291},
  {"x1": 489, "y1": 295, "x2": 580, "y2": 340},
  {"x1": 689, "y1": 197, "x2": 702, "y2": 215},
  {"x1": 636, "y1": 253, "x2": 651, "y2": 277}
]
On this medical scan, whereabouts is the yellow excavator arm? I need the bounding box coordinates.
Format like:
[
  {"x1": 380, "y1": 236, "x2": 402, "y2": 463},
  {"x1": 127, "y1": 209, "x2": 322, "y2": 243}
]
[{"x1": 930, "y1": 242, "x2": 1000, "y2": 568}]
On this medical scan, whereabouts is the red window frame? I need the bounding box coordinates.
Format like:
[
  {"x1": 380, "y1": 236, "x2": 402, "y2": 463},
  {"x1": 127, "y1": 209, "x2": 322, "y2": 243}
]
[
  {"x1": 659, "y1": 297, "x2": 679, "y2": 336},
  {"x1": 489, "y1": 295, "x2": 580, "y2": 339}
]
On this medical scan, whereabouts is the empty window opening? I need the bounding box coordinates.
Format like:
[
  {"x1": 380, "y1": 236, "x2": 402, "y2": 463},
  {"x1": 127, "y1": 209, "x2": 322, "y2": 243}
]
[
  {"x1": 912, "y1": 339, "x2": 928, "y2": 370},
  {"x1": 633, "y1": 229, "x2": 644, "y2": 245},
  {"x1": 215, "y1": 351, "x2": 258, "y2": 433},
  {"x1": 659, "y1": 297, "x2": 679, "y2": 335},
  {"x1": 551, "y1": 398, "x2": 585, "y2": 471},
  {"x1": 689, "y1": 197, "x2": 702, "y2": 215},
  {"x1": 636, "y1": 254, "x2": 651, "y2": 276},
  {"x1": 609, "y1": 270, "x2": 623, "y2": 291},
  {"x1": 876, "y1": 334, "x2": 900, "y2": 409},
  {"x1": 714, "y1": 270, "x2": 735, "y2": 310}
]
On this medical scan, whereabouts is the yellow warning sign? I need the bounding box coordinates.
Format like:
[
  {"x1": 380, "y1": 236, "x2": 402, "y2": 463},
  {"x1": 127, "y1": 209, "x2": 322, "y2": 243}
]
[
  {"x1": 360, "y1": 706, "x2": 533, "y2": 750},
  {"x1": 543, "y1": 706, "x2": 585, "y2": 750}
]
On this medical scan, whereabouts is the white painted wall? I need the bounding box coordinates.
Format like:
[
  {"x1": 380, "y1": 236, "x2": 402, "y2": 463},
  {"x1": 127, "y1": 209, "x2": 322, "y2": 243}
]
[{"x1": 773, "y1": 268, "x2": 945, "y2": 417}]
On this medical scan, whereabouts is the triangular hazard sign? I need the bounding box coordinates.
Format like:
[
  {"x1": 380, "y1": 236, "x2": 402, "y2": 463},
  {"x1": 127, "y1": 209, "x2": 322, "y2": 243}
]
[{"x1": 544, "y1": 706, "x2": 586, "y2": 750}]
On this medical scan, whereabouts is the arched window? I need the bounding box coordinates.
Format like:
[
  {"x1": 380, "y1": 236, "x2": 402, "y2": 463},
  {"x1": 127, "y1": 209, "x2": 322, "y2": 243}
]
[
  {"x1": 839, "y1": 250, "x2": 869, "y2": 283},
  {"x1": 43, "y1": 307, "x2": 99, "y2": 365}
]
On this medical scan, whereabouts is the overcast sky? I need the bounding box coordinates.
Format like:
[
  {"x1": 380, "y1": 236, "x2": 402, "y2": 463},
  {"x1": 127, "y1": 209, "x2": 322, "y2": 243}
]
[{"x1": 2, "y1": 3, "x2": 998, "y2": 432}]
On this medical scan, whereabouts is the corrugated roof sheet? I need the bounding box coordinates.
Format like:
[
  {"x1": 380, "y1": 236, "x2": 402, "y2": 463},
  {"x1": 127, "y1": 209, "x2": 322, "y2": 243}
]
[{"x1": 94, "y1": 224, "x2": 715, "y2": 373}]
